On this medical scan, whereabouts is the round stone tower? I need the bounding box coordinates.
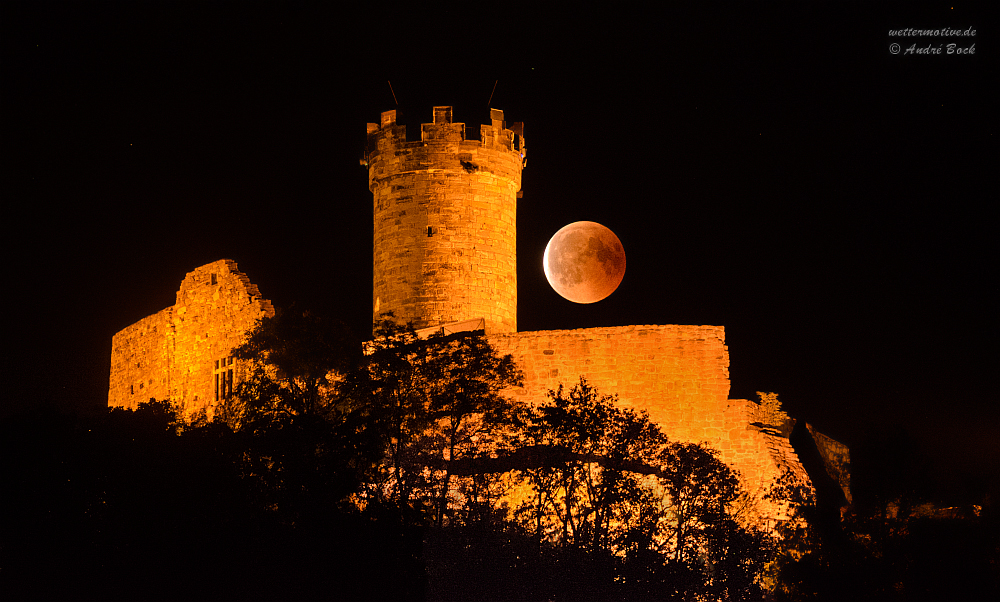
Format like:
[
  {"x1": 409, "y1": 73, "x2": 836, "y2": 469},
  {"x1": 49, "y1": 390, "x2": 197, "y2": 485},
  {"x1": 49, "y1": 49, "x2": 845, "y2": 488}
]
[{"x1": 365, "y1": 106, "x2": 525, "y2": 334}]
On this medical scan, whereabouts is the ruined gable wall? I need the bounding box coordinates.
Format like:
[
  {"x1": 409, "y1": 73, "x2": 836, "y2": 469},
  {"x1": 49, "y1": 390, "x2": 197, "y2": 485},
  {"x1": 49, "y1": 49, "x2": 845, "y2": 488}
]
[
  {"x1": 168, "y1": 260, "x2": 274, "y2": 417},
  {"x1": 108, "y1": 259, "x2": 274, "y2": 418},
  {"x1": 490, "y1": 325, "x2": 810, "y2": 522}
]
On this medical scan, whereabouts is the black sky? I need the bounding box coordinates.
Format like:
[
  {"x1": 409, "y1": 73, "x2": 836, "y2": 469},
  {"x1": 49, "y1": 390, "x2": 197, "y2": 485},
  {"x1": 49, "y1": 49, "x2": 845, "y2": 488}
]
[{"x1": 5, "y1": 2, "x2": 996, "y2": 494}]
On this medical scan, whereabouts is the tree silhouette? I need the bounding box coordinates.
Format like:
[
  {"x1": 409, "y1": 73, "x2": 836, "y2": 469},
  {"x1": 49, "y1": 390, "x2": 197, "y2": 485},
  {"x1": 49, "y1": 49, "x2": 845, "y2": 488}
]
[
  {"x1": 419, "y1": 377, "x2": 776, "y2": 601},
  {"x1": 336, "y1": 315, "x2": 524, "y2": 524}
]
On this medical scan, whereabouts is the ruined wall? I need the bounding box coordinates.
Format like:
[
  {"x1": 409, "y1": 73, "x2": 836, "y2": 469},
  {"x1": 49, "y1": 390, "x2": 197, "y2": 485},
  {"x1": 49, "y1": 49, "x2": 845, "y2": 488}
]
[
  {"x1": 490, "y1": 325, "x2": 812, "y2": 522},
  {"x1": 367, "y1": 106, "x2": 524, "y2": 335},
  {"x1": 108, "y1": 308, "x2": 173, "y2": 410},
  {"x1": 108, "y1": 259, "x2": 274, "y2": 418}
]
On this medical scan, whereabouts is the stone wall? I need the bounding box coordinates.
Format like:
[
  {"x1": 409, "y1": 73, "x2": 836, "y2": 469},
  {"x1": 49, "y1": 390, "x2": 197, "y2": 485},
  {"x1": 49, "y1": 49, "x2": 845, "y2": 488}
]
[
  {"x1": 367, "y1": 107, "x2": 524, "y2": 335},
  {"x1": 490, "y1": 325, "x2": 812, "y2": 522},
  {"x1": 109, "y1": 262, "x2": 821, "y2": 523},
  {"x1": 108, "y1": 308, "x2": 173, "y2": 410},
  {"x1": 108, "y1": 259, "x2": 274, "y2": 418}
]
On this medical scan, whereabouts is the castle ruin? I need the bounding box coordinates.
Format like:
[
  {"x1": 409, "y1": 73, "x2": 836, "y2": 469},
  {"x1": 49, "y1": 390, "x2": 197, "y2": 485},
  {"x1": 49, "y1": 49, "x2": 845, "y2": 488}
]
[
  {"x1": 109, "y1": 106, "x2": 848, "y2": 524},
  {"x1": 108, "y1": 260, "x2": 274, "y2": 418}
]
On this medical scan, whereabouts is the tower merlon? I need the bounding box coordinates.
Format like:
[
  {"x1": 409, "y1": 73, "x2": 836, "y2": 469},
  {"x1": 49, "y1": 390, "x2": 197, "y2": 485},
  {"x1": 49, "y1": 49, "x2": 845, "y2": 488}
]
[
  {"x1": 433, "y1": 106, "x2": 453, "y2": 123},
  {"x1": 365, "y1": 106, "x2": 526, "y2": 179}
]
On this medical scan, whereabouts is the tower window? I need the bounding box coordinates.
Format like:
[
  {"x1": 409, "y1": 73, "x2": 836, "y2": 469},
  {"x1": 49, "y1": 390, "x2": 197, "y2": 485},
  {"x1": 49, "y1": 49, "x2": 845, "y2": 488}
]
[
  {"x1": 211, "y1": 273, "x2": 218, "y2": 285},
  {"x1": 427, "y1": 226, "x2": 434, "y2": 237}
]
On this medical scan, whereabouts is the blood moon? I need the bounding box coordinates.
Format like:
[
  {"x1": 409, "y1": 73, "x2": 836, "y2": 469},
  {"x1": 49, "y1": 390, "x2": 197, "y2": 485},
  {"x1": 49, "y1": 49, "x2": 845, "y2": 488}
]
[{"x1": 543, "y1": 221, "x2": 626, "y2": 303}]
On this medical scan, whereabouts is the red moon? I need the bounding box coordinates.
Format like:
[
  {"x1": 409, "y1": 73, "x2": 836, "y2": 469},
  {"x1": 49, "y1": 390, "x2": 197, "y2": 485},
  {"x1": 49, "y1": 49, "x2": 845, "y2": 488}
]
[{"x1": 543, "y1": 221, "x2": 626, "y2": 303}]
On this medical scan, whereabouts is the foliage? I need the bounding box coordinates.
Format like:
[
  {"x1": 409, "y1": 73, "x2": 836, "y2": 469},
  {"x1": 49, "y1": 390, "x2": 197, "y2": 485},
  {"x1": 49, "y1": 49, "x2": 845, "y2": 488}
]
[
  {"x1": 30, "y1": 312, "x2": 992, "y2": 600},
  {"x1": 213, "y1": 308, "x2": 381, "y2": 530},
  {"x1": 213, "y1": 313, "x2": 777, "y2": 598},
  {"x1": 514, "y1": 379, "x2": 668, "y2": 556},
  {"x1": 337, "y1": 315, "x2": 524, "y2": 525},
  {"x1": 486, "y1": 377, "x2": 775, "y2": 600},
  {"x1": 220, "y1": 306, "x2": 356, "y2": 428}
]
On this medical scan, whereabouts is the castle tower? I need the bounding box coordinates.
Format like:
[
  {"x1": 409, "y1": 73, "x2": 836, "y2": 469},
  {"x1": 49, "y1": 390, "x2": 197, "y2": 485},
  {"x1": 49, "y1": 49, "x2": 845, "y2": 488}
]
[{"x1": 365, "y1": 107, "x2": 525, "y2": 334}]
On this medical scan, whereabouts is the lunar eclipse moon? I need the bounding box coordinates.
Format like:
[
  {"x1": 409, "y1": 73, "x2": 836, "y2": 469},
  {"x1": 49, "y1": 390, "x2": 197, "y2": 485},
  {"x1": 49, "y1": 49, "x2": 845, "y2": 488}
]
[{"x1": 543, "y1": 221, "x2": 626, "y2": 303}]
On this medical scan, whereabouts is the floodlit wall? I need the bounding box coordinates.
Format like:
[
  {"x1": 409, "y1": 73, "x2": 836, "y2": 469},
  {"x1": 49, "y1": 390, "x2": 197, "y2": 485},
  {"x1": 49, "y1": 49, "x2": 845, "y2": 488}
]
[
  {"x1": 108, "y1": 308, "x2": 173, "y2": 410},
  {"x1": 108, "y1": 259, "x2": 274, "y2": 418},
  {"x1": 491, "y1": 326, "x2": 812, "y2": 523},
  {"x1": 367, "y1": 106, "x2": 524, "y2": 335}
]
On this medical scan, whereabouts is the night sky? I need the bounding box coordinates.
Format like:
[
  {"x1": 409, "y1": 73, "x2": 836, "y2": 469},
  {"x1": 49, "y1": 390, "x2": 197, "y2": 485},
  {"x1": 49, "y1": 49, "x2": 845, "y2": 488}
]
[{"x1": 6, "y1": 3, "x2": 995, "y2": 493}]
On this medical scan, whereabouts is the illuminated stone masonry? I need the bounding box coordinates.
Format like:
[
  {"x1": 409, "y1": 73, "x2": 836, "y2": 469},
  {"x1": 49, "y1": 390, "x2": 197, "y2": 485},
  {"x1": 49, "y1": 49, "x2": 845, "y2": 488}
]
[
  {"x1": 366, "y1": 106, "x2": 523, "y2": 335},
  {"x1": 490, "y1": 325, "x2": 812, "y2": 524},
  {"x1": 367, "y1": 107, "x2": 835, "y2": 524},
  {"x1": 109, "y1": 106, "x2": 847, "y2": 527},
  {"x1": 108, "y1": 259, "x2": 274, "y2": 418}
]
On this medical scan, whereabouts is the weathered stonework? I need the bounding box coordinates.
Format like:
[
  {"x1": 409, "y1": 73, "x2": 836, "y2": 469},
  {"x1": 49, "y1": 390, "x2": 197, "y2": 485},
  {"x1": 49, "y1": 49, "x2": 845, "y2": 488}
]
[
  {"x1": 490, "y1": 326, "x2": 811, "y2": 524},
  {"x1": 108, "y1": 105, "x2": 846, "y2": 528},
  {"x1": 366, "y1": 107, "x2": 523, "y2": 334},
  {"x1": 108, "y1": 259, "x2": 274, "y2": 418},
  {"x1": 367, "y1": 107, "x2": 828, "y2": 524}
]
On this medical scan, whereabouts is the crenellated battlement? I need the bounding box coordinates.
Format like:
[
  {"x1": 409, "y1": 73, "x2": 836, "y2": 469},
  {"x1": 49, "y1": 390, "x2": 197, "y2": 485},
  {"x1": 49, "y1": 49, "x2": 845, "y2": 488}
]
[
  {"x1": 366, "y1": 106, "x2": 525, "y2": 149},
  {"x1": 365, "y1": 107, "x2": 525, "y2": 192}
]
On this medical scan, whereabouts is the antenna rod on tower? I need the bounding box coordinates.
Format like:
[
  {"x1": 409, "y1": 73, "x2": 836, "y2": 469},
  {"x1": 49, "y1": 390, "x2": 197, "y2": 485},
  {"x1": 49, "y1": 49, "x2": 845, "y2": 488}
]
[
  {"x1": 487, "y1": 80, "x2": 498, "y2": 106},
  {"x1": 388, "y1": 80, "x2": 398, "y2": 106}
]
